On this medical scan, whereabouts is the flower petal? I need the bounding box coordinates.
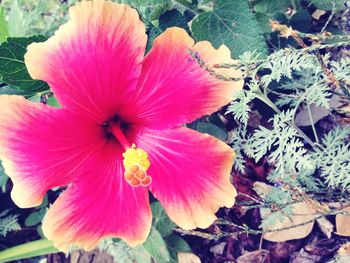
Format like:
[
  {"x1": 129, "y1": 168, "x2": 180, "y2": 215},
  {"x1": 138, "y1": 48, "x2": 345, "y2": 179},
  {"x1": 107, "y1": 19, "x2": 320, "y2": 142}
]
[
  {"x1": 24, "y1": 0, "x2": 147, "y2": 123},
  {"x1": 42, "y1": 143, "x2": 151, "y2": 251},
  {"x1": 135, "y1": 127, "x2": 237, "y2": 229},
  {"x1": 131, "y1": 27, "x2": 243, "y2": 128},
  {"x1": 0, "y1": 95, "x2": 105, "y2": 208}
]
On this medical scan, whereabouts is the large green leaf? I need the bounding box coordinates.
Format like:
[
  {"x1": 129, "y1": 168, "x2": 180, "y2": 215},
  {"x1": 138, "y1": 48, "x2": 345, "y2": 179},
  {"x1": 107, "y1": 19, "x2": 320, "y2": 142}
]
[
  {"x1": 0, "y1": 35, "x2": 49, "y2": 93},
  {"x1": 191, "y1": 0, "x2": 268, "y2": 58},
  {"x1": 0, "y1": 85, "x2": 24, "y2": 95},
  {"x1": 151, "y1": 202, "x2": 176, "y2": 237},
  {"x1": 254, "y1": 0, "x2": 293, "y2": 16},
  {"x1": 0, "y1": 8, "x2": 8, "y2": 43},
  {"x1": 24, "y1": 209, "x2": 45, "y2": 227},
  {"x1": 166, "y1": 235, "x2": 192, "y2": 263},
  {"x1": 143, "y1": 227, "x2": 170, "y2": 262},
  {"x1": 311, "y1": 0, "x2": 347, "y2": 11}
]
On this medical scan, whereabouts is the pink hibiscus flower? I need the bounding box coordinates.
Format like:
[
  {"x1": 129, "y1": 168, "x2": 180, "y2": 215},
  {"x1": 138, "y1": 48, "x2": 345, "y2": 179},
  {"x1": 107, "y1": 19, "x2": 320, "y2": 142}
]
[{"x1": 0, "y1": 0, "x2": 243, "y2": 251}]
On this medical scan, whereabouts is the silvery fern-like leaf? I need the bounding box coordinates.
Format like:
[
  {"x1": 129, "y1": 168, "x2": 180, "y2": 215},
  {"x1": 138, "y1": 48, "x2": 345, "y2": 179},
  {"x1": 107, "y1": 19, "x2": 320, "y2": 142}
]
[
  {"x1": 330, "y1": 57, "x2": 350, "y2": 83},
  {"x1": 99, "y1": 239, "x2": 137, "y2": 263},
  {"x1": 312, "y1": 127, "x2": 350, "y2": 189},
  {"x1": 226, "y1": 89, "x2": 256, "y2": 126},
  {"x1": 248, "y1": 110, "x2": 315, "y2": 183},
  {"x1": 259, "y1": 49, "x2": 318, "y2": 87},
  {"x1": 247, "y1": 126, "x2": 277, "y2": 161},
  {"x1": 276, "y1": 69, "x2": 331, "y2": 109},
  {"x1": 230, "y1": 128, "x2": 250, "y2": 173},
  {"x1": 0, "y1": 210, "x2": 21, "y2": 237}
]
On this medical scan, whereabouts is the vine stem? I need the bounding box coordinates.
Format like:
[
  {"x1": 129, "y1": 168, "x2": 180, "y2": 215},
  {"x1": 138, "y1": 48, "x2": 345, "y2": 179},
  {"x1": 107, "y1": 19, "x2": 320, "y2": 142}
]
[
  {"x1": 255, "y1": 92, "x2": 316, "y2": 148},
  {"x1": 321, "y1": 3, "x2": 336, "y2": 33},
  {"x1": 0, "y1": 239, "x2": 58, "y2": 262},
  {"x1": 306, "y1": 103, "x2": 320, "y2": 144},
  {"x1": 176, "y1": 209, "x2": 350, "y2": 241},
  {"x1": 174, "y1": 0, "x2": 199, "y2": 13}
]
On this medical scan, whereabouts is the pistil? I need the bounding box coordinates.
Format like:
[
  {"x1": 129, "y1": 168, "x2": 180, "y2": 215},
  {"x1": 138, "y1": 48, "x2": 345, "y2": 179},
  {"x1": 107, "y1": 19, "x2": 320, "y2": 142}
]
[
  {"x1": 108, "y1": 122, "x2": 152, "y2": 187},
  {"x1": 108, "y1": 122, "x2": 131, "y2": 150}
]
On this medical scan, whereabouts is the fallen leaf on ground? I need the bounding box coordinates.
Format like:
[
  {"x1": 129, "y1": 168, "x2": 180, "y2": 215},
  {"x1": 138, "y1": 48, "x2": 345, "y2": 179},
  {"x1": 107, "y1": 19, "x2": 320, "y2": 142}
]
[
  {"x1": 253, "y1": 182, "x2": 318, "y2": 242},
  {"x1": 263, "y1": 202, "x2": 317, "y2": 242},
  {"x1": 178, "y1": 252, "x2": 201, "y2": 263},
  {"x1": 311, "y1": 9, "x2": 327, "y2": 20},
  {"x1": 316, "y1": 217, "x2": 333, "y2": 238},
  {"x1": 336, "y1": 207, "x2": 350, "y2": 236}
]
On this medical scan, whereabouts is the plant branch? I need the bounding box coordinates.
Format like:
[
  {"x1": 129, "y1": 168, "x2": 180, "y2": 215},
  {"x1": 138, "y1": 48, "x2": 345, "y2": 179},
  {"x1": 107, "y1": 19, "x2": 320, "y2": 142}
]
[
  {"x1": 255, "y1": 92, "x2": 316, "y2": 148},
  {"x1": 306, "y1": 103, "x2": 320, "y2": 143}
]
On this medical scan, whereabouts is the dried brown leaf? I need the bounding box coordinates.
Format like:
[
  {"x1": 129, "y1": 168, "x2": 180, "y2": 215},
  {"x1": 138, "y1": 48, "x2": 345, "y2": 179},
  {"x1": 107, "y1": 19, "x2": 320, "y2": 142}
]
[
  {"x1": 263, "y1": 202, "x2": 317, "y2": 242},
  {"x1": 336, "y1": 207, "x2": 350, "y2": 236},
  {"x1": 178, "y1": 252, "x2": 201, "y2": 263},
  {"x1": 316, "y1": 217, "x2": 333, "y2": 238}
]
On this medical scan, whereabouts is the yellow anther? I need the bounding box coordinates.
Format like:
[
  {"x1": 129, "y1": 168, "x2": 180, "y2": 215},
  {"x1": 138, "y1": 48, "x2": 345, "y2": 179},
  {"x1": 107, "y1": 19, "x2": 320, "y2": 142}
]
[{"x1": 122, "y1": 144, "x2": 151, "y2": 187}]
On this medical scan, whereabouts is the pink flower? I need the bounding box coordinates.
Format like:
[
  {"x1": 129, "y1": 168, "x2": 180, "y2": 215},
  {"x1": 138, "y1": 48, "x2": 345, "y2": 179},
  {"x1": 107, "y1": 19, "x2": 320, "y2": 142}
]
[{"x1": 0, "y1": 0, "x2": 242, "y2": 251}]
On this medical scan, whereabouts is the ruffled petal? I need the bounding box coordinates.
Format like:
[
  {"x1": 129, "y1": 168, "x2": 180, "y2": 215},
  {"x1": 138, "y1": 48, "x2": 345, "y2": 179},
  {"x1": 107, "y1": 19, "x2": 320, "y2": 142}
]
[
  {"x1": 135, "y1": 127, "x2": 237, "y2": 229},
  {"x1": 42, "y1": 142, "x2": 151, "y2": 251},
  {"x1": 24, "y1": 0, "x2": 147, "y2": 123},
  {"x1": 0, "y1": 95, "x2": 105, "y2": 208},
  {"x1": 131, "y1": 27, "x2": 243, "y2": 128}
]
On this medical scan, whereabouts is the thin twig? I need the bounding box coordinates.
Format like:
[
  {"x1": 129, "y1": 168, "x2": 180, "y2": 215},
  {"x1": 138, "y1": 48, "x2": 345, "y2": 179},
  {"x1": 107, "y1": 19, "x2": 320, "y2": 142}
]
[
  {"x1": 188, "y1": 49, "x2": 242, "y2": 82},
  {"x1": 306, "y1": 103, "x2": 320, "y2": 143},
  {"x1": 321, "y1": 3, "x2": 336, "y2": 33}
]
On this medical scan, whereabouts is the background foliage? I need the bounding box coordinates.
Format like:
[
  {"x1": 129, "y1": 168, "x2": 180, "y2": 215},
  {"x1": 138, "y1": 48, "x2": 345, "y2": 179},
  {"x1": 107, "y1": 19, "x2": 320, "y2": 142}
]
[{"x1": 0, "y1": 0, "x2": 350, "y2": 262}]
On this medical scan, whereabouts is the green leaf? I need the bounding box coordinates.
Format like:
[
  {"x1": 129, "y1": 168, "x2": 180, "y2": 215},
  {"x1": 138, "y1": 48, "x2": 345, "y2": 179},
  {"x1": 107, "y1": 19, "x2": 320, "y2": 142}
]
[
  {"x1": 133, "y1": 246, "x2": 152, "y2": 263},
  {"x1": 166, "y1": 235, "x2": 191, "y2": 263},
  {"x1": 143, "y1": 226, "x2": 170, "y2": 262},
  {"x1": 194, "y1": 122, "x2": 228, "y2": 141},
  {"x1": 311, "y1": 0, "x2": 347, "y2": 11},
  {"x1": 254, "y1": 0, "x2": 293, "y2": 16},
  {"x1": 0, "y1": 161, "x2": 9, "y2": 193},
  {"x1": 0, "y1": 8, "x2": 8, "y2": 43},
  {"x1": 191, "y1": 0, "x2": 268, "y2": 58},
  {"x1": 0, "y1": 85, "x2": 24, "y2": 95},
  {"x1": 166, "y1": 235, "x2": 191, "y2": 252},
  {"x1": 47, "y1": 95, "x2": 60, "y2": 107},
  {"x1": 24, "y1": 209, "x2": 45, "y2": 227},
  {"x1": 0, "y1": 35, "x2": 49, "y2": 93},
  {"x1": 0, "y1": 239, "x2": 58, "y2": 262},
  {"x1": 255, "y1": 12, "x2": 273, "y2": 33},
  {"x1": 149, "y1": 3, "x2": 173, "y2": 21},
  {"x1": 151, "y1": 202, "x2": 176, "y2": 237},
  {"x1": 28, "y1": 93, "x2": 42, "y2": 103}
]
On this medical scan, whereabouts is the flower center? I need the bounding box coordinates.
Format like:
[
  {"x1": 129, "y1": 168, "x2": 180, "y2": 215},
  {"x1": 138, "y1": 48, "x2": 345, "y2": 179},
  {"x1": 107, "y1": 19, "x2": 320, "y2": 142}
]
[
  {"x1": 108, "y1": 122, "x2": 152, "y2": 187},
  {"x1": 123, "y1": 145, "x2": 152, "y2": 187}
]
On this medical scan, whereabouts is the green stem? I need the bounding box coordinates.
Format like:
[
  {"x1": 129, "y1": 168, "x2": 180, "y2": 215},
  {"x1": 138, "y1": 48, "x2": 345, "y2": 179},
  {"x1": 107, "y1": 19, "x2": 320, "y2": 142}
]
[
  {"x1": 255, "y1": 93, "x2": 281, "y2": 114},
  {"x1": 255, "y1": 93, "x2": 316, "y2": 148},
  {"x1": 0, "y1": 239, "x2": 58, "y2": 262},
  {"x1": 174, "y1": 0, "x2": 194, "y2": 9},
  {"x1": 306, "y1": 103, "x2": 319, "y2": 144}
]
